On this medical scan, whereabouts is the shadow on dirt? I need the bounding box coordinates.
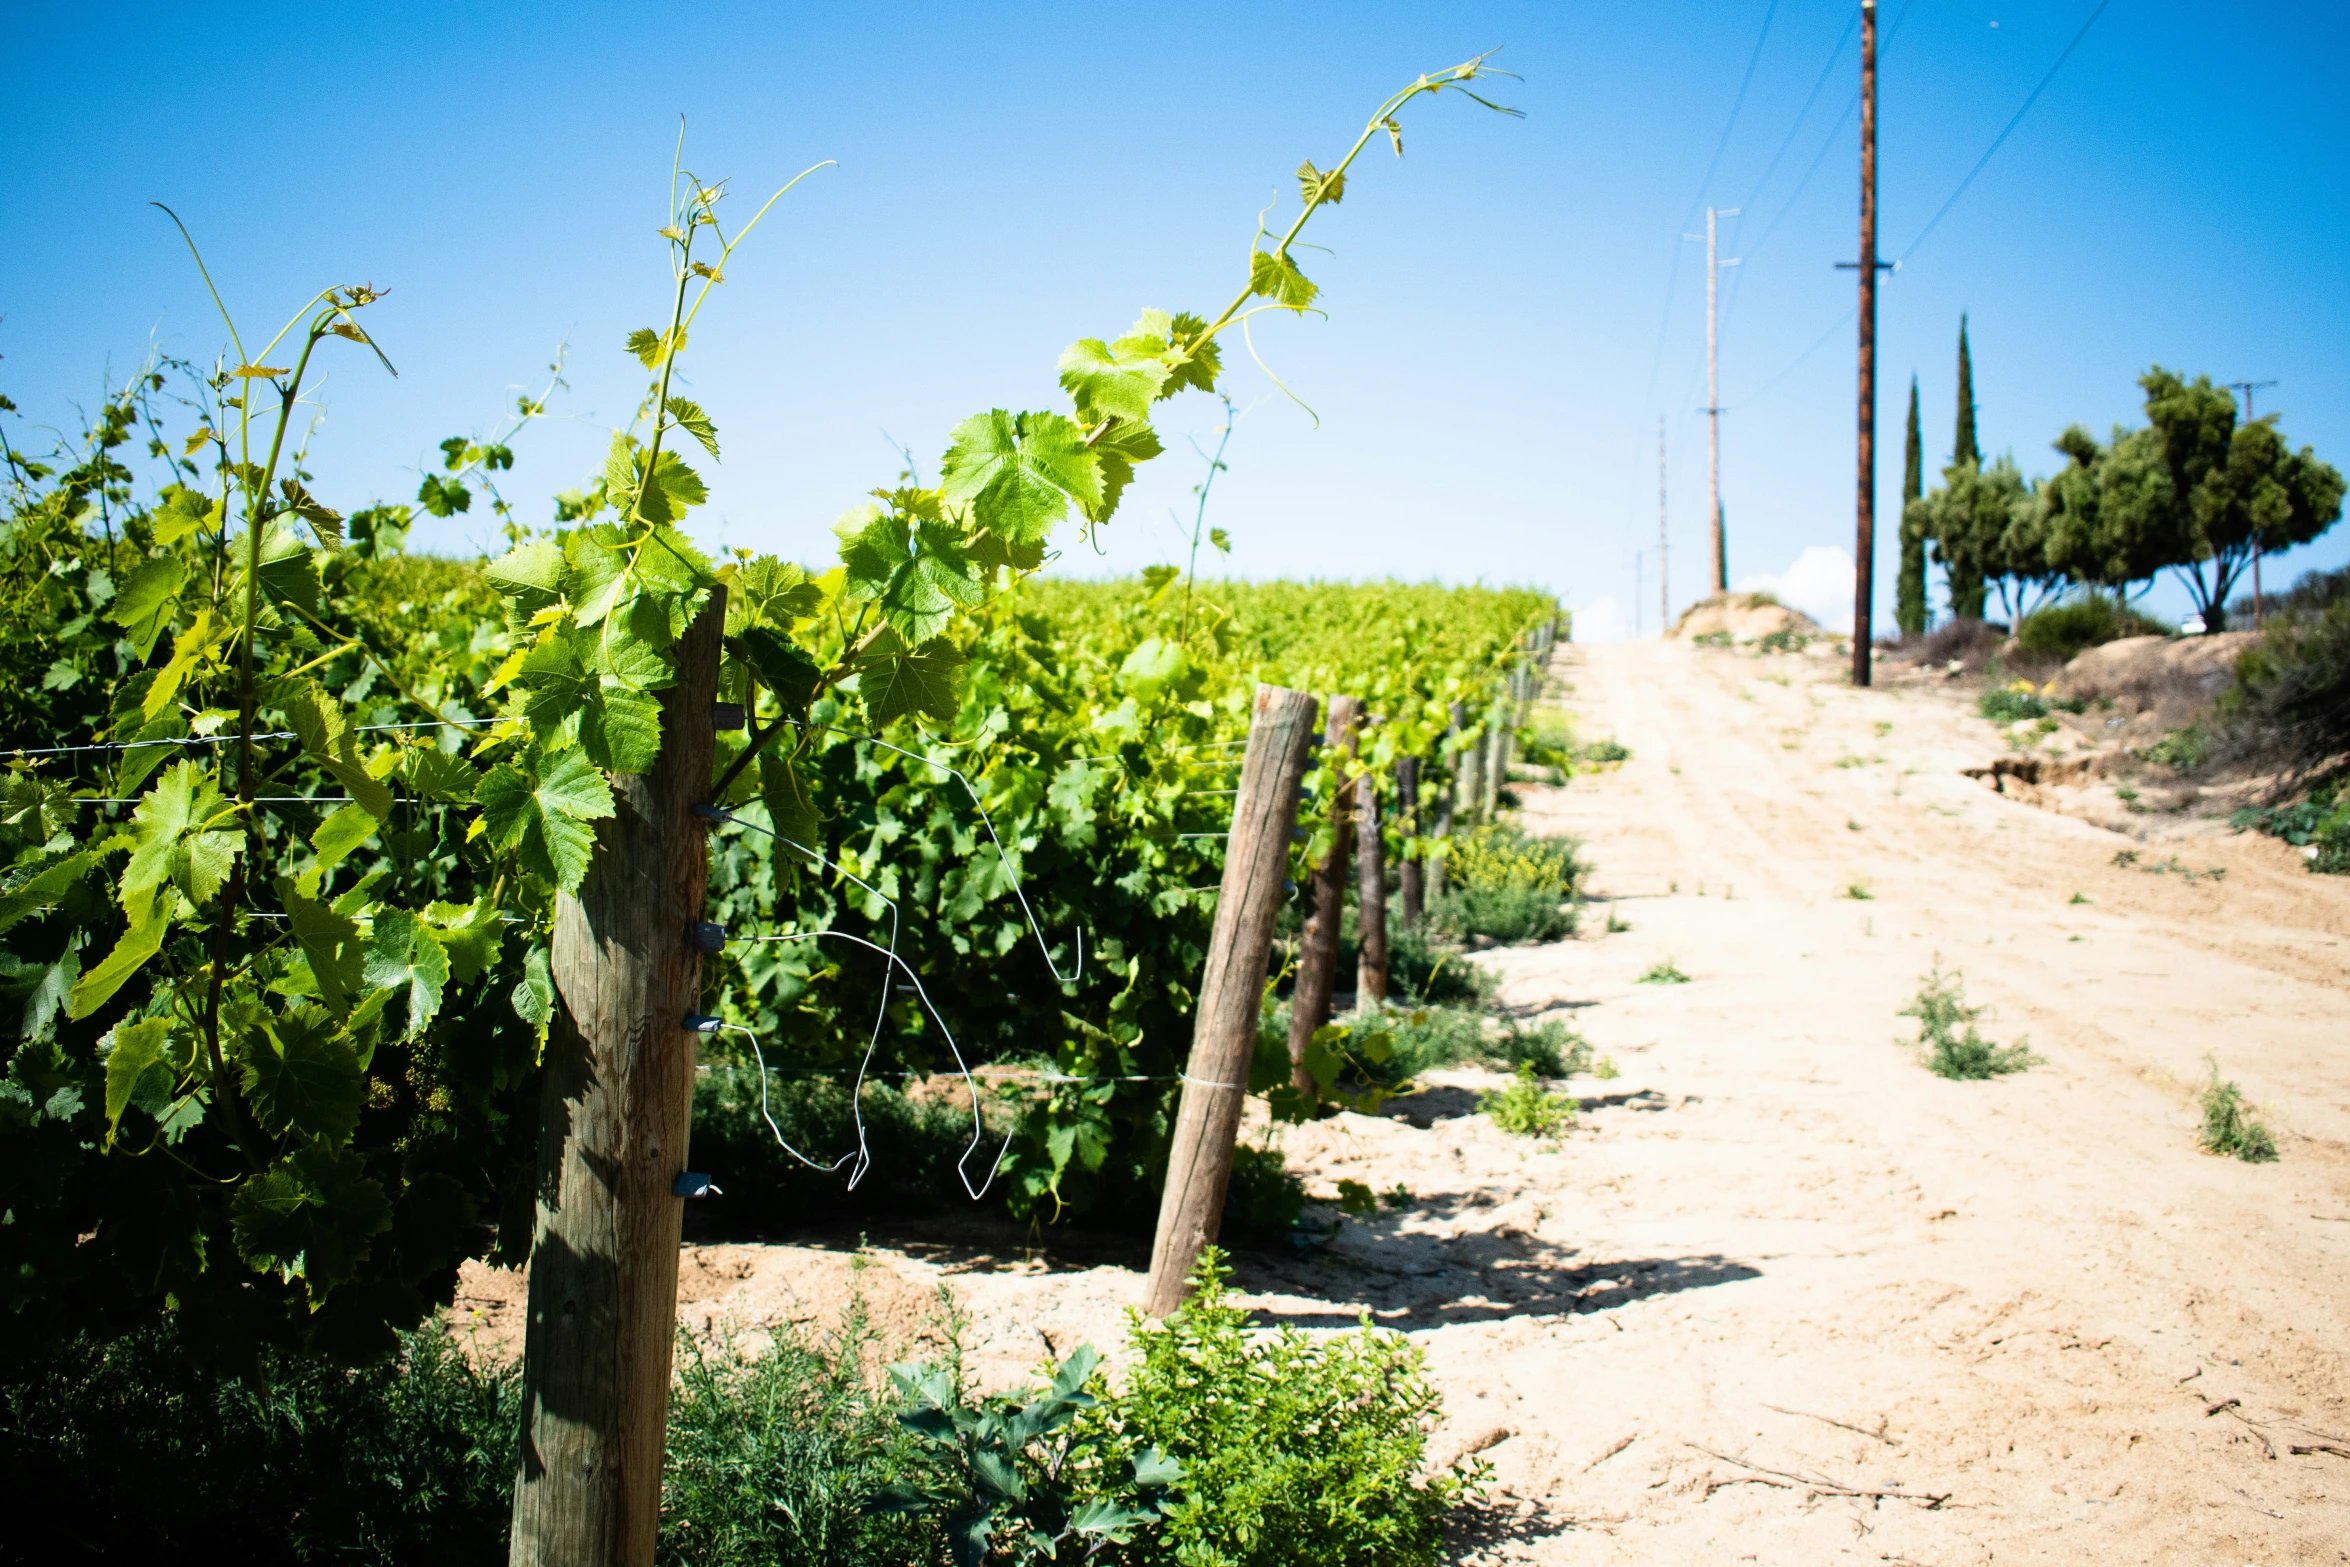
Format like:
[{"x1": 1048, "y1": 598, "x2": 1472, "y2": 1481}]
[{"x1": 1234, "y1": 1208, "x2": 1762, "y2": 1330}]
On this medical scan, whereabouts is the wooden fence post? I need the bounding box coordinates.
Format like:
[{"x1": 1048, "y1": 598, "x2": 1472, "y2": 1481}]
[
  {"x1": 1481, "y1": 706, "x2": 1505, "y2": 817},
  {"x1": 1394, "y1": 755, "x2": 1422, "y2": 930},
  {"x1": 1454, "y1": 704, "x2": 1482, "y2": 825},
  {"x1": 1144, "y1": 684, "x2": 1317, "y2": 1317},
  {"x1": 1286, "y1": 694, "x2": 1361, "y2": 1092},
  {"x1": 509, "y1": 592, "x2": 725, "y2": 1567},
  {"x1": 1354, "y1": 758, "x2": 1387, "y2": 1010},
  {"x1": 1429, "y1": 700, "x2": 1464, "y2": 901}
]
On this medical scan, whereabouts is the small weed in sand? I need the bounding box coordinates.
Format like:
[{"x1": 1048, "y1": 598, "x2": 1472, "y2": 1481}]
[
  {"x1": 2195, "y1": 1057, "x2": 2278, "y2": 1163},
  {"x1": 2113, "y1": 848, "x2": 2226, "y2": 884},
  {"x1": 1669, "y1": 879, "x2": 1680, "y2": 893},
  {"x1": 1845, "y1": 881, "x2": 1873, "y2": 900},
  {"x1": 1480, "y1": 1064, "x2": 1577, "y2": 1139},
  {"x1": 1901, "y1": 965, "x2": 2035, "y2": 1080},
  {"x1": 2069, "y1": 891, "x2": 2090, "y2": 905},
  {"x1": 1979, "y1": 682, "x2": 2049, "y2": 722},
  {"x1": 1847, "y1": 818, "x2": 1864, "y2": 832},
  {"x1": 1335, "y1": 1179, "x2": 1380, "y2": 1216},
  {"x1": 1605, "y1": 905, "x2": 1631, "y2": 933},
  {"x1": 1593, "y1": 1056, "x2": 1620, "y2": 1080},
  {"x1": 1637, "y1": 958, "x2": 1691, "y2": 985},
  {"x1": 1379, "y1": 1182, "x2": 1412, "y2": 1210},
  {"x1": 1875, "y1": 720, "x2": 1894, "y2": 738}
]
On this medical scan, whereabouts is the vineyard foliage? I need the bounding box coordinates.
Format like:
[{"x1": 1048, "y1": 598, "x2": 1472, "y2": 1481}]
[{"x1": 0, "y1": 57, "x2": 1541, "y2": 1370}]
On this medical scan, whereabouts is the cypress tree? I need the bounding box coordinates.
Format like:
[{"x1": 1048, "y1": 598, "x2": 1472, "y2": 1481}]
[
  {"x1": 1896, "y1": 375, "x2": 1928, "y2": 636},
  {"x1": 1945, "y1": 315, "x2": 1988, "y2": 618},
  {"x1": 1954, "y1": 313, "x2": 1980, "y2": 470}
]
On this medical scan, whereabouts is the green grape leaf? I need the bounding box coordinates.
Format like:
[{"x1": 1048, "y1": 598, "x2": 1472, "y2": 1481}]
[
  {"x1": 1086, "y1": 417, "x2": 1163, "y2": 526},
  {"x1": 234, "y1": 1002, "x2": 365, "y2": 1141},
  {"x1": 625, "y1": 326, "x2": 684, "y2": 368},
  {"x1": 564, "y1": 521, "x2": 632, "y2": 629},
  {"x1": 759, "y1": 751, "x2": 820, "y2": 862},
  {"x1": 229, "y1": 1139, "x2": 392, "y2": 1293},
  {"x1": 731, "y1": 626, "x2": 822, "y2": 720},
  {"x1": 310, "y1": 803, "x2": 380, "y2": 877},
  {"x1": 121, "y1": 761, "x2": 238, "y2": 907},
  {"x1": 476, "y1": 747, "x2": 616, "y2": 892},
  {"x1": 664, "y1": 396, "x2": 720, "y2": 460},
  {"x1": 67, "y1": 901, "x2": 168, "y2": 1019},
  {"x1": 0, "y1": 847, "x2": 105, "y2": 935},
  {"x1": 856, "y1": 631, "x2": 964, "y2": 728},
  {"x1": 484, "y1": 538, "x2": 566, "y2": 596},
  {"x1": 1161, "y1": 312, "x2": 1222, "y2": 400},
  {"x1": 1057, "y1": 337, "x2": 1171, "y2": 425},
  {"x1": 511, "y1": 943, "x2": 554, "y2": 1028},
  {"x1": 399, "y1": 746, "x2": 480, "y2": 804},
  {"x1": 363, "y1": 907, "x2": 449, "y2": 1037},
  {"x1": 424, "y1": 898, "x2": 505, "y2": 986},
  {"x1": 277, "y1": 878, "x2": 364, "y2": 1016},
  {"x1": 1296, "y1": 157, "x2": 1345, "y2": 208},
  {"x1": 580, "y1": 684, "x2": 663, "y2": 775},
  {"x1": 103, "y1": 1017, "x2": 174, "y2": 1139},
  {"x1": 598, "y1": 593, "x2": 677, "y2": 689},
  {"x1": 727, "y1": 555, "x2": 822, "y2": 633},
  {"x1": 278, "y1": 478, "x2": 344, "y2": 549},
  {"x1": 632, "y1": 450, "x2": 706, "y2": 525},
  {"x1": 938, "y1": 410, "x2": 1100, "y2": 544},
  {"x1": 1208, "y1": 526, "x2": 1231, "y2": 553},
  {"x1": 254, "y1": 523, "x2": 322, "y2": 617},
  {"x1": 106, "y1": 555, "x2": 188, "y2": 662},
  {"x1": 151, "y1": 486, "x2": 215, "y2": 547},
  {"x1": 1247, "y1": 248, "x2": 1318, "y2": 311},
  {"x1": 280, "y1": 680, "x2": 395, "y2": 820}
]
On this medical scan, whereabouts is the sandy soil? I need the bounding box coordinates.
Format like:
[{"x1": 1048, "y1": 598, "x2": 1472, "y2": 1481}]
[{"x1": 456, "y1": 637, "x2": 2350, "y2": 1564}]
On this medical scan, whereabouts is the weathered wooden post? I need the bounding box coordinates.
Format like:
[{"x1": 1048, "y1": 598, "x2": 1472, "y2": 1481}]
[
  {"x1": 1286, "y1": 694, "x2": 1361, "y2": 1092},
  {"x1": 1394, "y1": 755, "x2": 1422, "y2": 930},
  {"x1": 509, "y1": 594, "x2": 725, "y2": 1567},
  {"x1": 1354, "y1": 756, "x2": 1388, "y2": 1010},
  {"x1": 1144, "y1": 684, "x2": 1317, "y2": 1317},
  {"x1": 1454, "y1": 703, "x2": 1483, "y2": 825}
]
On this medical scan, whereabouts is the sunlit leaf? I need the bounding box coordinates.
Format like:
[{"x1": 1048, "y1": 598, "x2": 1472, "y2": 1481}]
[
  {"x1": 103, "y1": 1017, "x2": 174, "y2": 1140},
  {"x1": 664, "y1": 396, "x2": 720, "y2": 460},
  {"x1": 107, "y1": 555, "x2": 187, "y2": 662},
  {"x1": 1248, "y1": 248, "x2": 1318, "y2": 310},
  {"x1": 938, "y1": 410, "x2": 1100, "y2": 545},
  {"x1": 476, "y1": 747, "x2": 615, "y2": 892},
  {"x1": 856, "y1": 631, "x2": 964, "y2": 728},
  {"x1": 363, "y1": 907, "x2": 449, "y2": 1037},
  {"x1": 67, "y1": 901, "x2": 168, "y2": 1020},
  {"x1": 121, "y1": 760, "x2": 238, "y2": 908},
  {"x1": 235, "y1": 1002, "x2": 365, "y2": 1141}
]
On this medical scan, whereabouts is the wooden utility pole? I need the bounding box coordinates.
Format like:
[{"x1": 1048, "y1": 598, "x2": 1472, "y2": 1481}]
[
  {"x1": 1144, "y1": 684, "x2": 1317, "y2": 1317},
  {"x1": 1657, "y1": 417, "x2": 1670, "y2": 633},
  {"x1": 1286, "y1": 694, "x2": 1361, "y2": 1092},
  {"x1": 2228, "y1": 379, "x2": 2279, "y2": 626},
  {"x1": 510, "y1": 593, "x2": 725, "y2": 1567},
  {"x1": 1697, "y1": 205, "x2": 1741, "y2": 594},
  {"x1": 1849, "y1": 0, "x2": 1885, "y2": 687},
  {"x1": 1394, "y1": 755, "x2": 1422, "y2": 929},
  {"x1": 1354, "y1": 759, "x2": 1388, "y2": 1010}
]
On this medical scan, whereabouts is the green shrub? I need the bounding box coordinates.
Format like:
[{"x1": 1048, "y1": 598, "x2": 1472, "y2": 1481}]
[
  {"x1": 1220, "y1": 1143, "x2": 1307, "y2": 1247},
  {"x1": 1977, "y1": 682, "x2": 2049, "y2": 722},
  {"x1": 2218, "y1": 565, "x2": 2350, "y2": 769},
  {"x1": 2146, "y1": 726, "x2": 2207, "y2": 771},
  {"x1": 1478, "y1": 1064, "x2": 1577, "y2": 1139},
  {"x1": 1384, "y1": 924, "x2": 1496, "y2": 1007},
  {"x1": 1901, "y1": 966, "x2": 2034, "y2": 1079},
  {"x1": 2194, "y1": 1057, "x2": 2278, "y2": 1163},
  {"x1": 0, "y1": 1322, "x2": 519, "y2": 1564},
  {"x1": 662, "y1": 1307, "x2": 941, "y2": 1567},
  {"x1": 1429, "y1": 824, "x2": 1581, "y2": 944},
  {"x1": 2015, "y1": 593, "x2": 2170, "y2": 662},
  {"x1": 1104, "y1": 1251, "x2": 1483, "y2": 1566},
  {"x1": 1636, "y1": 957, "x2": 1690, "y2": 985},
  {"x1": 2231, "y1": 780, "x2": 2350, "y2": 874},
  {"x1": 1575, "y1": 736, "x2": 1631, "y2": 765},
  {"x1": 1371, "y1": 1007, "x2": 1586, "y2": 1086}
]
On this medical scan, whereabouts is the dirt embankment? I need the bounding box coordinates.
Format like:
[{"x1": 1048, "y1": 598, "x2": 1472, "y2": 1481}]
[{"x1": 456, "y1": 637, "x2": 2350, "y2": 1564}]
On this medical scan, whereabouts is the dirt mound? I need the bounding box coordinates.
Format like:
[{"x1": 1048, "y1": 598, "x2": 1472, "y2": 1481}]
[
  {"x1": 1672, "y1": 593, "x2": 1822, "y2": 644},
  {"x1": 2051, "y1": 631, "x2": 2257, "y2": 721}
]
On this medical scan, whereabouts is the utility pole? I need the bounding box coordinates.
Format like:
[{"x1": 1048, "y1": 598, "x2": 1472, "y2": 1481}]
[
  {"x1": 1656, "y1": 416, "x2": 1670, "y2": 634},
  {"x1": 1685, "y1": 208, "x2": 1741, "y2": 594},
  {"x1": 2228, "y1": 379, "x2": 2278, "y2": 627},
  {"x1": 1839, "y1": 0, "x2": 1894, "y2": 687}
]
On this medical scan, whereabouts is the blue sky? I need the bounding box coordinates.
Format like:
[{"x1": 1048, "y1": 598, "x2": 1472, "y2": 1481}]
[{"x1": 6, "y1": 0, "x2": 2346, "y2": 639}]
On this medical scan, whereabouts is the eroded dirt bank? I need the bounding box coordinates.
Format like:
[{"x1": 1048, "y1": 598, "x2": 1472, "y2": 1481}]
[{"x1": 458, "y1": 638, "x2": 2350, "y2": 1564}]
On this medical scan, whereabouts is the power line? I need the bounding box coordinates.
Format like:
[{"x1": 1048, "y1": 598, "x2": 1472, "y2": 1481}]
[
  {"x1": 1639, "y1": 0, "x2": 1786, "y2": 411},
  {"x1": 1738, "y1": 9, "x2": 1859, "y2": 218},
  {"x1": 1898, "y1": 0, "x2": 2115, "y2": 262}
]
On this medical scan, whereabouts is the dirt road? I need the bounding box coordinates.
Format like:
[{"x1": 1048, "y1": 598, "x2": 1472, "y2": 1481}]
[{"x1": 456, "y1": 637, "x2": 2350, "y2": 1562}]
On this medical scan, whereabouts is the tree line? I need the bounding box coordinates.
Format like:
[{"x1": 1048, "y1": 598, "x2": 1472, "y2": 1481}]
[{"x1": 1894, "y1": 316, "x2": 2343, "y2": 635}]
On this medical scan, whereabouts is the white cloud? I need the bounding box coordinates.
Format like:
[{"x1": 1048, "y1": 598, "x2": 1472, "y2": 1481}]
[
  {"x1": 1738, "y1": 546, "x2": 1855, "y2": 633},
  {"x1": 1567, "y1": 594, "x2": 1636, "y2": 643}
]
